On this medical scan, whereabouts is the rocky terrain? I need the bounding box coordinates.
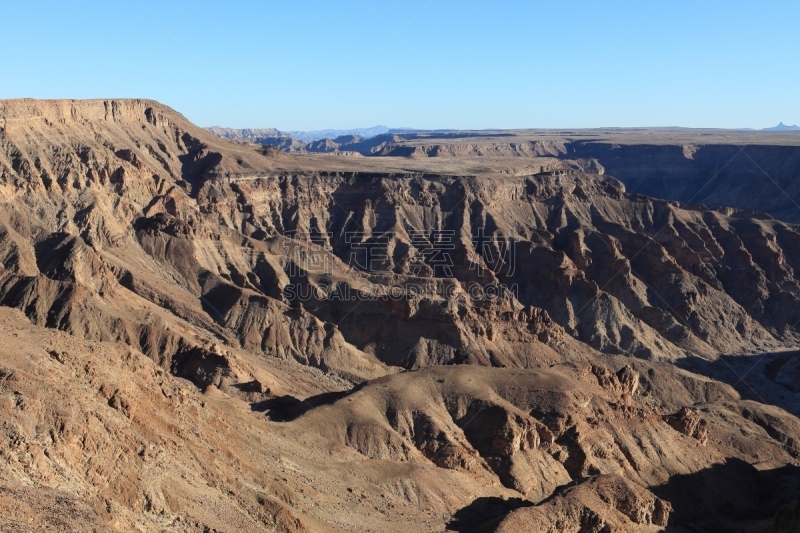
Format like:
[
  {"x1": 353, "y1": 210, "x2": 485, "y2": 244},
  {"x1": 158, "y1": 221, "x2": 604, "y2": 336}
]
[{"x1": 2, "y1": 99, "x2": 800, "y2": 532}]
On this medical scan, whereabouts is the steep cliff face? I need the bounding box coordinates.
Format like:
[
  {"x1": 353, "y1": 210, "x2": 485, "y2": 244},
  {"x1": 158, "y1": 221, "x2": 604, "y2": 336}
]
[
  {"x1": 0, "y1": 98, "x2": 284, "y2": 199},
  {"x1": 198, "y1": 170, "x2": 800, "y2": 363},
  {"x1": 564, "y1": 141, "x2": 800, "y2": 223},
  {"x1": 342, "y1": 130, "x2": 800, "y2": 223}
]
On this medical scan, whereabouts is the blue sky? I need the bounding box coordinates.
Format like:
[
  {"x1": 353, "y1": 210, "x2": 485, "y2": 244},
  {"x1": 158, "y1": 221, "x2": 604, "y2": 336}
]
[{"x1": 2, "y1": 1, "x2": 798, "y2": 130}]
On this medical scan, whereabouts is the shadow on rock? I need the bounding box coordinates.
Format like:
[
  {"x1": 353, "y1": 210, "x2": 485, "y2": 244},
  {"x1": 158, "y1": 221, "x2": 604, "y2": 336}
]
[
  {"x1": 252, "y1": 385, "x2": 365, "y2": 422},
  {"x1": 446, "y1": 496, "x2": 532, "y2": 533},
  {"x1": 651, "y1": 458, "x2": 800, "y2": 531},
  {"x1": 676, "y1": 352, "x2": 800, "y2": 417}
]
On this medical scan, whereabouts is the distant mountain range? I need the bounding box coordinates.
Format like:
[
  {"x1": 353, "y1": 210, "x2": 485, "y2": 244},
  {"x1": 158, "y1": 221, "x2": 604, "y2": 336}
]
[
  {"x1": 205, "y1": 126, "x2": 281, "y2": 139},
  {"x1": 286, "y1": 126, "x2": 393, "y2": 142},
  {"x1": 761, "y1": 122, "x2": 800, "y2": 131},
  {"x1": 205, "y1": 125, "x2": 419, "y2": 143}
]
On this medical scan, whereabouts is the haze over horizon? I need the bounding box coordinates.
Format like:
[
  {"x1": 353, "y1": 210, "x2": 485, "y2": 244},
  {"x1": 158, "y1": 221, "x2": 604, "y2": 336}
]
[{"x1": 3, "y1": 1, "x2": 799, "y2": 130}]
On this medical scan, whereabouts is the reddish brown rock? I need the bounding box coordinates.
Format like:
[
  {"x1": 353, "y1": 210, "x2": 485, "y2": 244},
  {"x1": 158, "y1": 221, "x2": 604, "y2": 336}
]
[{"x1": 664, "y1": 407, "x2": 709, "y2": 445}]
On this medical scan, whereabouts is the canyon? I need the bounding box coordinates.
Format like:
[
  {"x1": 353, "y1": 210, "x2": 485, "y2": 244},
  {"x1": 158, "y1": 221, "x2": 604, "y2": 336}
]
[{"x1": 0, "y1": 99, "x2": 799, "y2": 532}]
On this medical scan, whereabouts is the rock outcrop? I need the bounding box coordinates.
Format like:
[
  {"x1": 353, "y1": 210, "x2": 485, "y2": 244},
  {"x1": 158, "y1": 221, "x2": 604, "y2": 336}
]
[{"x1": 495, "y1": 475, "x2": 672, "y2": 532}]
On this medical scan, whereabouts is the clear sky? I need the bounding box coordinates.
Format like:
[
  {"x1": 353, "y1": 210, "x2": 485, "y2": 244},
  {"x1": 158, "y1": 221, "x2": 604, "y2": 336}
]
[{"x1": 2, "y1": 0, "x2": 798, "y2": 131}]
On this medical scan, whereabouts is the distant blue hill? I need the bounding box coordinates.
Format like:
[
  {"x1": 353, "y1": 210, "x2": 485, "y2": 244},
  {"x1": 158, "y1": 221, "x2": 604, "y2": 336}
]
[
  {"x1": 761, "y1": 122, "x2": 800, "y2": 131},
  {"x1": 287, "y1": 126, "x2": 392, "y2": 143}
]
